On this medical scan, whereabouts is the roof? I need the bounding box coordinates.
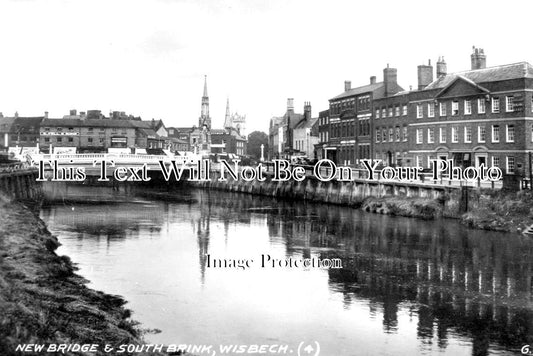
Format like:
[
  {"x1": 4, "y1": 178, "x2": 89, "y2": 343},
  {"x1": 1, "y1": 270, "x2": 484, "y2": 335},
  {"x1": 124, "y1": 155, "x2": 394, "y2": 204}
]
[
  {"x1": 425, "y1": 62, "x2": 533, "y2": 90},
  {"x1": 0, "y1": 117, "x2": 17, "y2": 132},
  {"x1": 294, "y1": 117, "x2": 318, "y2": 130},
  {"x1": 41, "y1": 118, "x2": 82, "y2": 127},
  {"x1": 331, "y1": 82, "x2": 384, "y2": 100}
]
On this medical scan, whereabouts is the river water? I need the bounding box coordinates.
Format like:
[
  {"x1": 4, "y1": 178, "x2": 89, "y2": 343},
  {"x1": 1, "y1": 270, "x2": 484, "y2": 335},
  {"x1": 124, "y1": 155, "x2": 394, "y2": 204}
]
[{"x1": 40, "y1": 188, "x2": 533, "y2": 356}]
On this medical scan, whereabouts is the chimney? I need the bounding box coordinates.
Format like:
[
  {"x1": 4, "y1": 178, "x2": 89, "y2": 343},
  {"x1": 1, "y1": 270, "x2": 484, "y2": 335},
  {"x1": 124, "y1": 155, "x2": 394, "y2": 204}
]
[
  {"x1": 304, "y1": 102, "x2": 312, "y2": 120},
  {"x1": 70, "y1": 109, "x2": 77, "y2": 116},
  {"x1": 471, "y1": 46, "x2": 486, "y2": 70},
  {"x1": 14, "y1": 111, "x2": 18, "y2": 118},
  {"x1": 344, "y1": 80, "x2": 351, "y2": 91},
  {"x1": 370, "y1": 76, "x2": 376, "y2": 84},
  {"x1": 417, "y1": 59, "x2": 434, "y2": 90},
  {"x1": 436, "y1": 56, "x2": 447, "y2": 77},
  {"x1": 383, "y1": 64, "x2": 398, "y2": 97},
  {"x1": 0, "y1": 112, "x2": 3, "y2": 118},
  {"x1": 287, "y1": 98, "x2": 294, "y2": 114},
  {"x1": 44, "y1": 111, "x2": 49, "y2": 118}
]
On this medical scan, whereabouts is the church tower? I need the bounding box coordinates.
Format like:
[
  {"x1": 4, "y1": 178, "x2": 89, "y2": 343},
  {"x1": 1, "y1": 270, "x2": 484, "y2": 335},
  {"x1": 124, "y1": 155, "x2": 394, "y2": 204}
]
[
  {"x1": 198, "y1": 75, "x2": 211, "y2": 153},
  {"x1": 199, "y1": 75, "x2": 211, "y2": 129}
]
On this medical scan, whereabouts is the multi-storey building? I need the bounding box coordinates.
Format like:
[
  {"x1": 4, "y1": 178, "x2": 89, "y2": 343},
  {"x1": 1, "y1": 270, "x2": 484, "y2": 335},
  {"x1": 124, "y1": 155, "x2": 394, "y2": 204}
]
[
  {"x1": 268, "y1": 98, "x2": 305, "y2": 159},
  {"x1": 409, "y1": 48, "x2": 533, "y2": 181},
  {"x1": 324, "y1": 66, "x2": 403, "y2": 166},
  {"x1": 315, "y1": 109, "x2": 330, "y2": 160}
]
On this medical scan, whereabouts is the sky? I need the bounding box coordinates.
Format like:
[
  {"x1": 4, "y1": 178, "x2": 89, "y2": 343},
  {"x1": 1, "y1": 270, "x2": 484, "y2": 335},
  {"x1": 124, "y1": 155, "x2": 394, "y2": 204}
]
[{"x1": 1, "y1": 0, "x2": 533, "y2": 135}]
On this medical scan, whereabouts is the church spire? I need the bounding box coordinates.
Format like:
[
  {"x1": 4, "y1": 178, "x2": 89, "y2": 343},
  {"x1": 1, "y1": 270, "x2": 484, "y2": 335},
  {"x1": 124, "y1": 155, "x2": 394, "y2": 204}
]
[
  {"x1": 203, "y1": 75, "x2": 208, "y2": 98},
  {"x1": 200, "y1": 75, "x2": 210, "y2": 129},
  {"x1": 224, "y1": 97, "x2": 232, "y2": 130}
]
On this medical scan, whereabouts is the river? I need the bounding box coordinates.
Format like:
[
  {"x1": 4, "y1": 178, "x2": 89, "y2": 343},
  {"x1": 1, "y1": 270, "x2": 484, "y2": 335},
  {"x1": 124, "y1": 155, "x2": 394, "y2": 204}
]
[{"x1": 39, "y1": 187, "x2": 533, "y2": 356}]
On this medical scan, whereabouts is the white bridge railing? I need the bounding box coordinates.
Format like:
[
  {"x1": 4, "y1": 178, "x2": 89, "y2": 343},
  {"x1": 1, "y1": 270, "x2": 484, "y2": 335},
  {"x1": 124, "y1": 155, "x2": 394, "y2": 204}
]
[{"x1": 31, "y1": 153, "x2": 193, "y2": 165}]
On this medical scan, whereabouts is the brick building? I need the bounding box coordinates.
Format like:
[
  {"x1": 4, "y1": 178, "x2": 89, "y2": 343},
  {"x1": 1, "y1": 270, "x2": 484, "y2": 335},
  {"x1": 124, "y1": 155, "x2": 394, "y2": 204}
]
[
  {"x1": 323, "y1": 66, "x2": 403, "y2": 166},
  {"x1": 408, "y1": 48, "x2": 533, "y2": 182}
]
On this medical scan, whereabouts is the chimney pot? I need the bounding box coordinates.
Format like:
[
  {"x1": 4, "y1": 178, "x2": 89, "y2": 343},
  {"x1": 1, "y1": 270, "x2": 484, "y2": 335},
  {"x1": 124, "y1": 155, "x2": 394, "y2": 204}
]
[{"x1": 370, "y1": 76, "x2": 376, "y2": 84}]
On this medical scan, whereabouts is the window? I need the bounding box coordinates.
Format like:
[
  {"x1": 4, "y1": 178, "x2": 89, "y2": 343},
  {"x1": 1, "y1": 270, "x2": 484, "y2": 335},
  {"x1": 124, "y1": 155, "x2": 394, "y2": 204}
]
[
  {"x1": 376, "y1": 129, "x2": 380, "y2": 142},
  {"x1": 402, "y1": 105, "x2": 408, "y2": 116},
  {"x1": 492, "y1": 97, "x2": 500, "y2": 113},
  {"x1": 395, "y1": 106, "x2": 400, "y2": 116},
  {"x1": 427, "y1": 128, "x2": 434, "y2": 143},
  {"x1": 403, "y1": 126, "x2": 408, "y2": 141},
  {"x1": 506, "y1": 96, "x2": 514, "y2": 112},
  {"x1": 375, "y1": 109, "x2": 380, "y2": 119},
  {"x1": 492, "y1": 156, "x2": 500, "y2": 167},
  {"x1": 44, "y1": 137, "x2": 50, "y2": 142},
  {"x1": 506, "y1": 125, "x2": 515, "y2": 142},
  {"x1": 417, "y1": 104, "x2": 423, "y2": 118},
  {"x1": 88, "y1": 127, "x2": 94, "y2": 132},
  {"x1": 416, "y1": 156, "x2": 421, "y2": 168},
  {"x1": 506, "y1": 156, "x2": 515, "y2": 174},
  {"x1": 492, "y1": 125, "x2": 500, "y2": 142},
  {"x1": 478, "y1": 98, "x2": 486, "y2": 114},
  {"x1": 388, "y1": 107, "x2": 393, "y2": 117},
  {"x1": 452, "y1": 101, "x2": 459, "y2": 115},
  {"x1": 68, "y1": 137, "x2": 73, "y2": 142},
  {"x1": 464, "y1": 100, "x2": 472, "y2": 115},
  {"x1": 68, "y1": 127, "x2": 74, "y2": 132},
  {"x1": 382, "y1": 108, "x2": 386, "y2": 118},
  {"x1": 395, "y1": 126, "x2": 400, "y2": 141},
  {"x1": 451, "y1": 126, "x2": 458, "y2": 143},
  {"x1": 57, "y1": 137, "x2": 62, "y2": 143},
  {"x1": 428, "y1": 103, "x2": 435, "y2": 117},
  {"x1": 88, "y1": 137, "x2": 93, "y2": 143},
  {"x1": 439, "y1": 102, "x2": 447, "y2": 116},
  {"x1": 464, "y1": 126, "x2": 472, "y2": 143},
  {"x1": 439, "y1": 127, "x2": 446, "y2": 143},
  {"x1": 389, "y1": 128, "x2": 393, "y2": 142},
  {"x1": 416, "y1": 129, "x2": 423, "y2": 144},
  {"x1": 478, "y1": 126, "x2": 486, "y2": 143}
]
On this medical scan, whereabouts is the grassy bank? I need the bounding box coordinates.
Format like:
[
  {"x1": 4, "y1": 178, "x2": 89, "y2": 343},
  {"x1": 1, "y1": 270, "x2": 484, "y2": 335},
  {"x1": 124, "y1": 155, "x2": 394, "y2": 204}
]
[
  {"x1": 361, "y1": 190, "x2": 533, "y2": 234},
  {"x1": 0, "y1": 197, "x2": 155, "y2": 356}
]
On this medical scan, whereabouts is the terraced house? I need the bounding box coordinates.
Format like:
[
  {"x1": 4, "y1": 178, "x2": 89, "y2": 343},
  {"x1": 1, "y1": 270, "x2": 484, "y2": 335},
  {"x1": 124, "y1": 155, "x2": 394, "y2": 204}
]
[{"x1": 409, "y1": 48, "x2": 533, "y2": 181}]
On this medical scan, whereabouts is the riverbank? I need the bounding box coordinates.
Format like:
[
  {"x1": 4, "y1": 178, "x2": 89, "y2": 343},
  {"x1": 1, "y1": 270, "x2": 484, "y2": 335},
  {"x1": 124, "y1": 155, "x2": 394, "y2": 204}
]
[
  {"x1": 190, "y1": 175, "x2": 533, "y2": 234},
  {"x1": 0, "y1": 196, "x2": 159, "y2": 356}
]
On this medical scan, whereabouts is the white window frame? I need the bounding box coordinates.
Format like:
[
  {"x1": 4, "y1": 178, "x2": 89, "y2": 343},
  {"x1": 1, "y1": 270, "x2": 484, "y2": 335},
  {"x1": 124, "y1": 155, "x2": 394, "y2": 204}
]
[
  {"x1": 451, "y1": 126, "x2": 458, "y2": 143},
  {"x1": 492, "y1": 97, "x2": 500, "y2": 113},
  {"x1": 492, "y1": 156, "x2": 499, "y2": 168},
  {"x1": 416, "y1": 128, "x2": 423, "y2": 144},
  {"x1": 464, "y1": 100, "x2": 472, "y2": 115},
  {"x1": 478, "y1": 98, "x2": 486, "y2": 114},
  {"x1": 506, "y1": 124, "x2": 514, "y2": 142},
  {"x1": 492, "y1": 125, "x2": 500, "y2": 143},
  {"x1": 439, "y1": 102, "x2": 447, "y2": 116},
  {"x1": 452, "y1": 101, "x2": 459, "y2": 116},
  {"x1": 506, "y1": 96, "x2": 514, "y2": 112},
  {"x1": 402, "y1": 105, "x2": 407, "y2": 116},
  {"x1": 402, "y1": 126, "x2": 407, "y2": 141},
  {"x1": 478, "y1": 126, "x2": 486, "y2": 143},
  {"x1": 506, "y1": 156, "x2": 515, "y2": 174},
  {"x1": 417, "y1": 104, "x2": 423, "y2": 118},
  {"x1": 428, "y1": 103, "x2": 435, "y2": 118},
  {"x1": 439, "y1": 127, "x2": 446, "y2": 143},
  {"x1": 427, "y1": 128, "x2": 434, "y2": 143},
  {"x1": 464, "y1": 126, "x2": 472, "y2": 143}
]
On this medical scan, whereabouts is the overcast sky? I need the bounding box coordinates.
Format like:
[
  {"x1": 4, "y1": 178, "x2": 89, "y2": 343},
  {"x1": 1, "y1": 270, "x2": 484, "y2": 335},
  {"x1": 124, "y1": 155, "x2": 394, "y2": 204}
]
[{"x1": 1, "y1": 0, "x2": 533, "y2": 134}]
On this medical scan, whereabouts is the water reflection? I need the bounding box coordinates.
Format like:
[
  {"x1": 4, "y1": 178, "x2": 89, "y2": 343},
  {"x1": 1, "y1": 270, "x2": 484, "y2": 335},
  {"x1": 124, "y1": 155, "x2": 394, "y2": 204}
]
[{"x1": 41, "y1": 188, "x2": 533, "y2": 356}]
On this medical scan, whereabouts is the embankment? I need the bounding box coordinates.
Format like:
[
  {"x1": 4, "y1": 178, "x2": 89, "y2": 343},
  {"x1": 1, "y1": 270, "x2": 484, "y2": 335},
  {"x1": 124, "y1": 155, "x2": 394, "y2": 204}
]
[
  {"x1": 0, "y1": 196, "x2": 156, "y2": 356},
  {"x1": 190, "y1": 173, "x2": 533, "y2": 234}
]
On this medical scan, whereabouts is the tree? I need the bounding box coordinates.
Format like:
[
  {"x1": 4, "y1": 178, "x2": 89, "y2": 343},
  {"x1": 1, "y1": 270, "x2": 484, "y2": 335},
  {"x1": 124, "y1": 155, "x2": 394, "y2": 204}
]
[{"x1": 247, "y1": 131, "x2": 268, "y2": 160}]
